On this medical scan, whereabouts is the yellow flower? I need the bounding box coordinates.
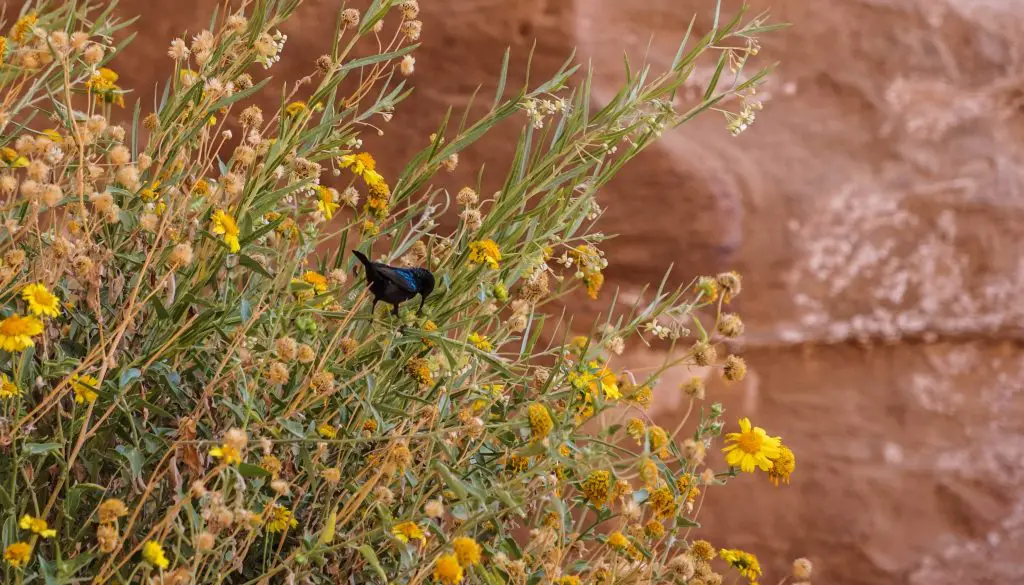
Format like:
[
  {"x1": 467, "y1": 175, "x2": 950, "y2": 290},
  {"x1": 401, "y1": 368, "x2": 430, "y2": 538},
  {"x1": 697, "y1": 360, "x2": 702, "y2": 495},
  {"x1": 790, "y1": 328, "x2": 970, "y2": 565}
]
[
  {"x1": 648, "y1": 486, "x2": 677, "y2": 520},
  {"x1": 41, "y1": 129, "x2": 63, "y2": 144},
  {"x1": 405, "y1": 357, "x2": 434, "y2": 388},
  {"x1": 193, "y1": 178, "x2": 210, "y2": 196},
  {"x1": 468, "y1": 332, "x2": 492, "y2": 352},
  {"x1": 317, "y1": 422, "x2": 337, "y2": 439},
  {"x1": 209, "y1": 443, "x2": 242, "y2": 465},
  {"x1": 4, "y1": 542, "x2": 31, "y2": 568},
  {"x1": 364, "y1": 168, "x2": 386, "y2": 189},
  {"x1": 580, "y1": 470, "x2": 611, "y2": 506},
  {"x1": 649, "y1": 425, "x2": 669, "y2": 454},
  {"x1": 140, "y1": 180, "x2": 161, "y2": 202},
  {"x1": 11, "y1": 13, "x2": 38, "y2": 43},
  {"x1": 452, "y1": 536, "x2": 481, "y2": 566},
  {"x1": 720, "y1": 548, "x2": 762, "y2": 582},
  {"x1": 768, "y1": 444, "x2": 796, "y2": 486},
  {"x1": 468, "y1": 239, "x2": 502, "y2": 270},
  {"x1": 21, "y1": 283, "x2": 60, "y2": 317},
  {"x1": 644, "y1": 519, "x2": 665, "y2": 540},
  {"x1": 570, "y1": 361, "x2": 620, "y2": 400},
  {"x1": 362, "y1": 219, "x2": 379, "y2": 236},
  {"x1": 0, "y1": 314, "x2": 43, "y2": 352},
  {"x1": 141, "y1": 540, "x2": 169, "y2": 569},
  {"x1": 392, "y1": 521, "x2": 426, "y2": 544},
  {"x1": 433, "y1": 553, "x2": 463, "y2": 585},
  {"x1": 339, "y1": 152, "x2": 377, "y2": 176},
  {"x1": 0, "y1": 147, "x2": 29, "y2": 168},
  {"x1": 0, "y1": 37, "x2": 6, "y2": 61},
  {"x1": 19, "y1": 514, "x2": 56, "y2": 538},
  {"x1": 71, "y1": 373, "x2": 99, "y2": 404},
  {"x1": 0, "y1": 373, "x2": 22, "y2": 399},
  {"x1": 695, "y1": 276, "x2": 719, "y2": 303},
  {"x1": 606, "y1": 531, "x2": 629, "y2": 551},
  {"x1": 555, "y1": 577, "x2": 580, "y2": 585},
  {"x1": 583, "y1": 270, "x2": 604, "y2": 300},
  {"x1": 285, "y1": 101, "x2": 308, "y2": 117},
  {"x1": 265, "y1": 504, "x2": 298, "y2": 533},
  {"x1": 85, "y1": 68, "x2": 125, "y2": 108},
  {"x1": 626, "y1": 418, "x2": 645, "y2": 443},
  {"x1": 675, "y1": 474, "x2": 701, "y2": 504},
  {"x1": 210, "y1": 209, "x2": 241, "y2": 253},
  {"x1": 527, "y1": 403, "x2": 553, "y2": 441},
  {"x1": 722, "y1": 417, "x2": 782, "y2": 473},
  {"x1": 316, "y1": 186, "x2": 339, "y2": 220},
  {"x1": 690, "y1": 540, "x2": 716, "y2": 561},
  {"x1": 302, "y1": 271, "x2": 328, "y2": 294}
]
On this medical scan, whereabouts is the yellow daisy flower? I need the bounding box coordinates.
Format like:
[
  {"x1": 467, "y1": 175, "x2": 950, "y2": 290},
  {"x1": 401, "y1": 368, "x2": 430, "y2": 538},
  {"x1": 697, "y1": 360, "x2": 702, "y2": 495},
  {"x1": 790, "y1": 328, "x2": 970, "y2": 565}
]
[
  {"x1": 210, "y1": 209, "x2": 241, "y2": 253},
  {"x1": 452, "y1": 536, "x2": 481, "y2": 566},
  {"x1": 0, "y1": 314, "x2": 44, "y2": 353},
  {"x1": 209, "y1": 443, "x2": 242, "y2": 465},
  {"x1": 719, "y1": 548, "x2": 762, "y2": 582},
  {"x1": 19, "y1": 514, "x2": 56, "y2": 538},
  {"x1": 722, "y1": 417, "x2": 782, "y2": 473},
  {"x1": 71, "y1": 373, "x2": 99, "y2": 404},
  {"x1": 0, "y1": 373, "x2": 22, "y2": 399},
  {"x1": 302, "y1": 271, "x2": 328, "y2": 294},
  {"x1": 468, "y1": 239, "x2": 501, "y2": 270},
  {"x1": 468, "y1": 332, "x2": 492, "y2": 352},
  {"x1": 0, "y1": 146, "x2": 29, "y2": 168},
  {"x1": 392, "y1": 521, "x2": 426, "y2": 543},
  {"x1": 316, "y1": 186, "x2": 339, "y2": 220},
  {"x1": 141, "y1": 540, "x2": 169, "y2": 569},
  {"x1": 21, "y1": 283, "x2": 60, "y2": 317},
  {"x1": 433, "y1": 553, "x2": 463, "y2": 585},
  {"x1": 265, "y1": 504, "x2": 298, "y2": 533},
  {"x1": 768, "y1": 444, "x2": 796, "y2": 486},
  {"x1": 4, "y1": 541, "x2": 31, "y2": 568}
]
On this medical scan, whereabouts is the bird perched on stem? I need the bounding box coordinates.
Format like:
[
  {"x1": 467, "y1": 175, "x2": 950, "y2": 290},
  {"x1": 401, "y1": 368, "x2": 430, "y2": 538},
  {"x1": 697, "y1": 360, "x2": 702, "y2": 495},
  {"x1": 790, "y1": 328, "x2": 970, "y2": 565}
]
[{"x1": 352, "y1": 249, "x2": 435, "y2": 317}]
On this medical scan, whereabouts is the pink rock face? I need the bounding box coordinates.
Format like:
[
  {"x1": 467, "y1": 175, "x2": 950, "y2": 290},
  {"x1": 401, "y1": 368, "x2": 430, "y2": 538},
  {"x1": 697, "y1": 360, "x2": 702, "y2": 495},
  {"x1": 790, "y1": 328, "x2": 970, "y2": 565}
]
[{"x1": 15, "y1": 0, "x2": 1024, "y2": 581}]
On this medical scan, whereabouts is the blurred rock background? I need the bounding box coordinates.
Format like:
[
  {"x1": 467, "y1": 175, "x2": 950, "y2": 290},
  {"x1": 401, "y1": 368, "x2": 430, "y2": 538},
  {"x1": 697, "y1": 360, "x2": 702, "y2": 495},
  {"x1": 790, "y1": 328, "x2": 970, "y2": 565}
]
[{"x1": 18, "y1": 0, "x2": 1024, "y2": 582}]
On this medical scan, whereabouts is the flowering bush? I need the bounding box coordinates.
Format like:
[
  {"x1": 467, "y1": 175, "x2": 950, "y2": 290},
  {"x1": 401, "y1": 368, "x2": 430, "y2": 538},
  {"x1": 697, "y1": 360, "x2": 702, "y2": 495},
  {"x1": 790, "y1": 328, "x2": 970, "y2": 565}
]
[{"x1": 0, "y1": 2, "x2": 807, "y2": 585}]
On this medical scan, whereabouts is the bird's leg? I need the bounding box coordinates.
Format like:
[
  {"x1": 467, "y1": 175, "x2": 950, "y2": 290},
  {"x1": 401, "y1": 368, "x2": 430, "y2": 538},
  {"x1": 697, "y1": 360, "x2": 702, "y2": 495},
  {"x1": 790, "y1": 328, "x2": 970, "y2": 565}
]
[
  {"x1": 371, "y1": 299, "x2": 379, "y2": 317},
  {"x1": 391, "y1": 303, "x2": 400, "y2": 317},
  {"x1": 418, "y1": 296, "x2": 425, "y2": 315}
]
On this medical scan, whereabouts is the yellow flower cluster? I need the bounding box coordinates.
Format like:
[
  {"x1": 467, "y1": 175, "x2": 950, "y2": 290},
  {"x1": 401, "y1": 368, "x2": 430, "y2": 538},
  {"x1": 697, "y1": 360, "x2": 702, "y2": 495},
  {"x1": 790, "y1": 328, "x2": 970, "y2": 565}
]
[{"x1": 468, "y1": 239, "x2": 501, "y2": 269}]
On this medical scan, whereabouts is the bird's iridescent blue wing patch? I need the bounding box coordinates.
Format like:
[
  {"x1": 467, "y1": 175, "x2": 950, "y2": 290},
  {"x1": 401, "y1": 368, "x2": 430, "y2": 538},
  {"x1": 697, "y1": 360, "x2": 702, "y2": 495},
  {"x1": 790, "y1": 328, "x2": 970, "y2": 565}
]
[{"x1": 376, "y1": 265, "x2": 419, "y2": 293}]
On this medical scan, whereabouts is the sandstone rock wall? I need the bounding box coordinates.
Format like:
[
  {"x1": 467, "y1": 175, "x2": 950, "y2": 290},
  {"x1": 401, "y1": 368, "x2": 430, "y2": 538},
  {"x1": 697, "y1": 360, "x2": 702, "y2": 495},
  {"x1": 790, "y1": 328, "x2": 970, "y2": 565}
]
[{"x1": 22, "y1": 0, "x2": 1024, "y2": 581}]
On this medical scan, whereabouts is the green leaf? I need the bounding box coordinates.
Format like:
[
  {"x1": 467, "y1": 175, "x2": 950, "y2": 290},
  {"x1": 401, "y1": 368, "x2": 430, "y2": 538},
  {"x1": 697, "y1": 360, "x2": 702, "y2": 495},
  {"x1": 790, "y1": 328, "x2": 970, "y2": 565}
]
[
  {"x1": 238, "y1": 462, "x2": 271, "y2": 478},
  {"x1": 355, "y1": 544, "x2": 388, "y2": 584},
  {"x1": 238, "y1": 254, "x2": 272, "y2": 279},
  {"x1": 22, "y1": 442, "x2": 64, "y2": 456},
  {"x1": 118, "y1": 368, "x2": 142, "y2": 389}
]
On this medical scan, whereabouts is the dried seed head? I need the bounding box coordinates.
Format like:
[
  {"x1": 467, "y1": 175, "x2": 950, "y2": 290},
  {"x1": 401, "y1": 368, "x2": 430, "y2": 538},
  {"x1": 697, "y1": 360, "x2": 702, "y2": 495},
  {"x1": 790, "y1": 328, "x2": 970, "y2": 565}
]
[
  {"x1": 792, "y1": 558, "x2": 813, "y2": 580},
  {"x1": 424, "y1": 499, "x2": 444, "y2": 518},
  {"x1": 108, "y1": 145, "x2": 131, "y2": 167},
  {"x1": 456, "y1": 187, "x2": 478, "y2": 206},
  {"x1": 715, "y1": 270, "x2": 742, "y2": 300},
  {"x1": 266, "y1": 361, "x2": 290, "y2": 384},
  {"x1": 239, "y1": 105, "x2": 264, "y2": 128},
  {"x1": 315, "y1": 54, "x2": 334, "y2": 74},
  {"x1": 224, "y1": 428, "x2": 248, "y2": 451},
  {"x1": 196, "y1": 531, "x2": 215, "y2": 551},
  {"x1": 400, "y1": 54, "x2": 415, "y2": 76},
  {"x1": 681, "y1": 376, "x2": 705, "y2": 400},
  {"x1": 401, "y1": 20, "x2": 422, "y2": 41},
  {"x1": 341, "y1": 9, "x2": 361, "y2": 29},
  {"x1": 275, "y1": 337, "x2": 298, "y2": 361},
  {"x1": 83, "y1": 44, "x2": 104, "y2": 65},
  {"x1": 690, "y1": 341, "x2": 717, "y2": 367},
  {"x1": 717, "y1": 313, "x2": 744, "y2": 338},
  {"x1": 311, "y1": 371, "x2": 335, "y2": 393},
  {"x1": 722, "y1": 355, "x2": 746, "y2": 381},
  {"x1": 297, "y1": 344, "x2": 316, "y2": 363},
  {"x1": 169, "y1": 243, "x2": 194, "y2": 268},
  {"x1": 168, "y1": 38, "x2": 189, "y2": 60}
]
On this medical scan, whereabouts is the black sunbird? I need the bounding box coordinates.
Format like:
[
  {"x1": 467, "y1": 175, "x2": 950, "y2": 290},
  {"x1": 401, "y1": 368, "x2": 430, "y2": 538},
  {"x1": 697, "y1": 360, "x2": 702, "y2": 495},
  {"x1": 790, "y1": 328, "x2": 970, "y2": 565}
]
[{"x1": 352, "y1": 250, "x2": 435, "y2": 317}]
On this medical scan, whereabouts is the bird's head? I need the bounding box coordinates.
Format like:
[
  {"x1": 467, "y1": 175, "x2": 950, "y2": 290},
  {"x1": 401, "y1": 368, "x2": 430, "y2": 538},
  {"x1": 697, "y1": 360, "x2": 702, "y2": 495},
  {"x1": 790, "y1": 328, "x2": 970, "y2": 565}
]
[{"x1": 414, "y1": 268, "x2": 435, "y2": 300}]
